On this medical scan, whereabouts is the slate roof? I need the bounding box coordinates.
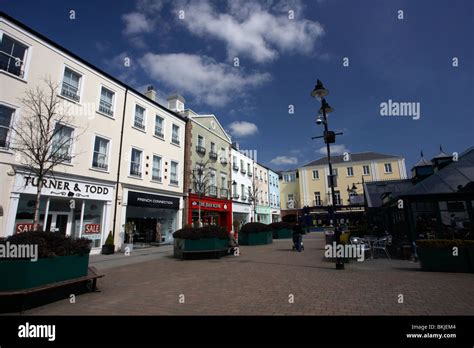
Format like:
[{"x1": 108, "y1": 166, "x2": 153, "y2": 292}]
[
  {"x1": 302, "y1": 152, "x2": 401, "y2": 167},
  {"x1": 400, "y1": 147, "x2": 474, "y2": 196},
  {"x1": 364, "y1": 179, "x2": 414, "y2": 208}
]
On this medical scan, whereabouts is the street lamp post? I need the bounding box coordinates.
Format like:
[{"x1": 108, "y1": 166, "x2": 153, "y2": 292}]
[{"x1": 311, "y1": 79, "x2": 344, "y2": 270}]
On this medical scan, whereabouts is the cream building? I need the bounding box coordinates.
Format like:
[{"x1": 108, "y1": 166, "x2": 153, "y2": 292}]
[
  {"x1": 0, "y1": 13, "x2": 186, "y2": 253},
  {"x1": 280, "y1": 152, "x2": 407, "y2": 224},
  {"x1": 180, "y1": 108, "x2": 233, "y2": 231}
]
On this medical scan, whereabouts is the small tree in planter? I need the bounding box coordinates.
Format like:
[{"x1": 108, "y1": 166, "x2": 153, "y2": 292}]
[
  {"x1": 101, "y1": 231, "x2": 115, "y2": 255},
  {"x1": 239, "y1": 222, "x2": 273, "y2": 245}
]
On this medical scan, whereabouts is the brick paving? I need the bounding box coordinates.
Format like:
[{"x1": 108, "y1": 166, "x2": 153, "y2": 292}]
[{"x1": 24, "y1": 233, "x2": 474, "y2": 315}]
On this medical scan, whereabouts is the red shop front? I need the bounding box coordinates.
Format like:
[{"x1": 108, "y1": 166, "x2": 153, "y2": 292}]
[{"x1": 188, "y1": 194, "x2": 232, "y2": 232}]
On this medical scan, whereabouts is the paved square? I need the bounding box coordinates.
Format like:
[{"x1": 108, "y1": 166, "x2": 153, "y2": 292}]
[{"x1": 25, "y1": 233, "x2": 474, "y2": 315}]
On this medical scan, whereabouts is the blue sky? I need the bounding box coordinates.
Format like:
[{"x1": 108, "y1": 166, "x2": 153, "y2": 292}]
[{"x1": 2, "y1": 0, "x2": 473, "y2": 172}]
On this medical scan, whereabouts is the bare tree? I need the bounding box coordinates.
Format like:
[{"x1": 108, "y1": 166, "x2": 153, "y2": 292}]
[
  {"x1": 9, "y1": 77, "x2": 83, "y2": 230},
  {"x1": 247, "y1": 166, "x2": 260, "y2": 222},
  {"x1": 189, "y1": 159, "x2": 215, "y2": 227}
]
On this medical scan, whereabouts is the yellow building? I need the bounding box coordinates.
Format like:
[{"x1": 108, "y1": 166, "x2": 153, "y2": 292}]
[{"x1": 280, "y1": 152, "x2": 407, "y2": 223}]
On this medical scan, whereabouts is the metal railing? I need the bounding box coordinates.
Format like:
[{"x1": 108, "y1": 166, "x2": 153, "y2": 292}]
[
  {"x1": 61, "y1": 81, "x2": 80, "y2": 102},
  {"x1": 209, "y1": 185, "x2": 217, "y2": 196},
  {"x1": 233, "y1": 164, "x2": 239, "y2": 171},
  {"x1": 154, "y1": 126, "x2": 164, "y2": 138},
  {"x1": 98, "y1": 99, "x2": 113, "y2": 116},
  {"x1": 220, "y1": 188, "x2": 228, "y2": 198},
  {"x1": 130, "y1": 162, "x2": 142, "y2": 177},
  {"x1": 134, "y1": 119, "x2": 145, "y2": 130},
  {"x1": 92, "y1": 153, "x2": 108, "y2": 170},
  {"x1": 220, "y1": 157, "x2": 228, "y2": 164},
  {"x1": 209, "y1": 151, "x2": 218, "y2": 160},
  {"x1": 172, "y1": 135, "x2": 180, "y2": 145},
  {"x1": 196, "y1": 145, "x2": 206, "y2": 154}
]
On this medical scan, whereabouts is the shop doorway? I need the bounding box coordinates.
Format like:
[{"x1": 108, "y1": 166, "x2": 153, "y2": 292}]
[{"x1": 42, "y1": 212, "x2": 72, "y2": 235}]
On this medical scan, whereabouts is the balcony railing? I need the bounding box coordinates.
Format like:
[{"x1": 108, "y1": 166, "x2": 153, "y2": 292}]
[
  {"x1": 232, "y1": 193, "x2": 239, "y2": 199},
  {"x1": 247, "y1": 171, "x2": 252, "y2": 177},
  {"x1": 241, "y1": 195, "x2": 248, "y2": 201},
  {"x1": 134, "y1": 119, "x2": 145, "y2": 130},
  {"x1": 154, "y1": 126, "x2": 164, "y2": 138},
  {"x1": 170, "y1": 178, "x2": 179, "y2": 185},
  {"x1": 220, "y1": 157, "x2": 228, "y2": 165},
  {"x1": 172, "y1": 135, "x2": 180, "y2": 145},
  {"x1": 130, "y1": 162, "x2": 142, "y2": 177},
  {"x1": 98, "y1": 100, "x2": 113, "y2": 116},
  {"x1": 196, "y1": 145, "x2": 206, "y2": 154},
  {"x1": 240, "y1": 168, "x2": 246, "y2": 174},
  {"x1": 209, "y1": 185, "x2": 217, "y2": 197},
  {"x1": 92, "y1": 153, "x2": 108, "y2": 171},
  {"x1": 209, "y1": 151, "x2": 218, "y2": 160},
  {"x1": 220, "y1": 188, "x2": 228, "y2": 198},
  {"x1": 61, "y1": 82, "x2": 80, "y2": 102},
  {"x1": 232, "y1": 164, "x2": 239, "y2": 171},
  {"x1": 152, "y1": 169, "x2": 162, "y2": 182},
  {"x1": 313, "y1": 199, "x2": 322, "y2": 207}
]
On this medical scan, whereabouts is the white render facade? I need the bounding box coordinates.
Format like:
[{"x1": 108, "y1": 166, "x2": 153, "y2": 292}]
[
  {"x1": 0, "y1": 13, "x2": 185, "y2": 253},
  {"x1": 230, "y1": 144, "x2": 255, "y2": 228}
]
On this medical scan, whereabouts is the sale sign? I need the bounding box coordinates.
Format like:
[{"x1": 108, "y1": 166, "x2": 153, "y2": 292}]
[
  {"x1": 16, "y1": 223, "x2": 36, "y2": 234},
  {"x1": 84, "y1": 224, "x2": 101, "y2": 234}
]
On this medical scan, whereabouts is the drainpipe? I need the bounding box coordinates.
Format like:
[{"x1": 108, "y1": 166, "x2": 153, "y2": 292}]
[{"x1": 112, "y1": 88, "x2": 128, "y2": 241}]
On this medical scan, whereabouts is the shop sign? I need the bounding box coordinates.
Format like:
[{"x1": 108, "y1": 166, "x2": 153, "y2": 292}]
[
  {"x1": 256, "y1": 206, "x2": 271, "y2": 214},
  {"x1": 190, "y1": 199, "x2": 230, "y2": 211},
  {"x1": 13, "y1": 174, "x2": 114, "y2": 201},
  {"x1": 84, "y1": 224, "x2": 101, "y2": 234},
  {"x1": 16, "y1": 223, "x2": 36, "y2": 233},
  {"x1": 128, "y1": 191, "x2": 180, "y2": 209}
]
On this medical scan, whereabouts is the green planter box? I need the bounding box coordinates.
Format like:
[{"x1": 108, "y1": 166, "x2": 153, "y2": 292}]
[
  {"x1": 173, "y1": 237, "x2": 228, "y2": 259},
  {"x1": 418, "y1": 247, "x2": 470, "y2": 273},
  {"x1": 272, "y1": 228, "x2": 293, "y2": 239},
  {"x1": 0, "y1": 254, "x2": 90, "y2": 291},
  {"x1": 239, "y1": 231, "x2": 273, "y2": 245}
]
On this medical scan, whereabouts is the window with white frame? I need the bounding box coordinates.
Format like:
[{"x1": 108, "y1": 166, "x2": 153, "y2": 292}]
[
  {"x1": 152, "y1": 155, "x2": 162, "y2": 182},
  {"x1": 384, "y1": 163, "x2": 393, "y2": 173},
  {"x1": 130, "y1": 148, "x2": 143, "y2": 177},
  {"x1": 347, "y1": 167, "x2": 354, "y2": 177},
  {"x1": 363, "y1": 165, "x2": 370, "y2": 175},
  {"x1": 312, "y1": 170, "x2": 319, "y2": 179},
  {"x1": 314, "y1": 192, "x2": 322, "y2": 206},
  {"x1": 334, "y1": 191, "x2": 341, "y2": 205},
  {"x1": 283, "y1": 172, "x2": 296, "y2": 182},
  {"x1": 61, "y1": 67, "x2": 82, "y2": 102},
  {"x1": 0, "y1": 33, "x2": 28, "y2": 78},
  {"x1": 133, "y1": 105, "x2": 146, "y2": 130},
  {"x1": 170, "y1": 161, "x2": 179, "y2": 185},
  {"x1": 241, "y1": 184, "x2": 245, "y2": 199},
  {"x1": 198, "y1": 135, "x2": 204, "y2": 147},
  {"x1": 172, "y1": 124, "x2": 180, "y2": 145},
  {"x1": 52, "y1": 124, "x2": 73, "y2": 163},
  {"x1": 154, "y1": 115, "x2": 164, "y2": 138},
  {"x1": 0, "y1": 104, "x2": 14, "y2": 148},
  {"x1": 287, "y1": 194, "x2": 295, "y2": 208},
  {"x1": 92, "y1": 136, "x2": 109, "y2": 170},
  {"x1": 332, "y1": 168, "x2": 338, "y2": 176},
  {"x1": 98, "y1": 87, "x2": 114, "y2": 117}
]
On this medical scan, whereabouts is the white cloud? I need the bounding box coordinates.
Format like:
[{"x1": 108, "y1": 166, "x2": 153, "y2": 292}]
[
  {"x1": 122, "y1": 12, "x2": 155, "y2": 36},
  {"x1": 270, "y1": 156, "x2": 298, "y2": 165},
  {"x1": 227, "y1": 121, "x2": 259, "y2": 137},
  {"x1": 139, "y1": 53, "x2": 271, "y2": 107},
  {"x1": 318, "y1": 144, "x2": 350, "y2": 156},
  {"x1": 175, "y1": 0, "x2": 324, "y2": 63}
]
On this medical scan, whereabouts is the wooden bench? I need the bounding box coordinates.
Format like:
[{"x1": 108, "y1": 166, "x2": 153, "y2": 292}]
[{"x1": 0, "y1": 266, "x2": 104, "y2": 312}]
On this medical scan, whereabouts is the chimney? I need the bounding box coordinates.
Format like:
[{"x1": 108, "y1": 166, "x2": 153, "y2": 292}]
[
  {"x1": 144, "y1": 85, "x2": 156, "y2": 101},
  {"x1": 167, "y1": 94, "x2": 185, "y2": 112},
  {"x1": 232, "y1": 142, "x2": 240, "y2": 150}
]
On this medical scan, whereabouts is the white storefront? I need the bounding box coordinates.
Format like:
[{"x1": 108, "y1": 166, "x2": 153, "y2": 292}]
[
  {"x1": 6, "y1": 172, "x2": 115, "y2": 254},
  {"x1": 232, "y1": 202, "x2": 252, "y2": 230}
]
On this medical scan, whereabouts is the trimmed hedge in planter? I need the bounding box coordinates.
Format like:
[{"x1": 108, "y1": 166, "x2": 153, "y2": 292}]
[
  {"x1": 0, "y1": 255, "x2": 90, "y2": 291},
  {"x1": 0, "y1": 231, "x2": 92, "y2": 291},
  {"x1": 239, "y1": 223, "x2": 273, "y2": 245},
  {"x1": 269, "y1": 222, "x2": 293, "y2": 239},
  {"x1": 416, "y1": 239, "x2": 474, "y2": 273},
  {"x1": 172, "y1": 225, "x2": 229, "y2": 259}
]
